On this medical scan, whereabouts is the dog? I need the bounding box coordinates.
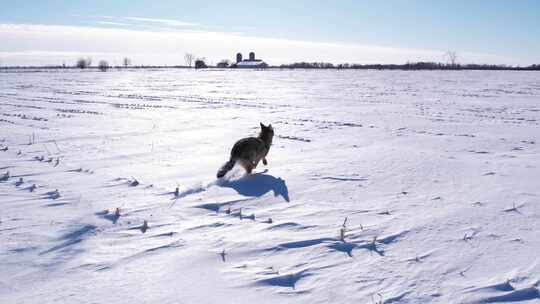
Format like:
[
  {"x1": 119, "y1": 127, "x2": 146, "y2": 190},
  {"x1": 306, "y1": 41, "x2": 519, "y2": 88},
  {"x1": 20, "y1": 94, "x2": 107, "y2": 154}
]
[{"x1": 217, "y1": 122, "x2": 274, "y2": 178}]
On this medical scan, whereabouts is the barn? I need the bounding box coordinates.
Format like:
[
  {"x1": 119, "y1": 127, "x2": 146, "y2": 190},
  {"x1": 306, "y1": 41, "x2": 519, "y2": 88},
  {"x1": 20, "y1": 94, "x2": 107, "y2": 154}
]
[{"x1": 231, "y1": 52, "x2": 268, "y2": 68}]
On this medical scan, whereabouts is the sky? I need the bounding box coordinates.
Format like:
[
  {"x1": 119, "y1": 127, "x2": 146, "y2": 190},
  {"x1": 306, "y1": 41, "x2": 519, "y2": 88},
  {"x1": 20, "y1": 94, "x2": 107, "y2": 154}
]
[{"x1": 0, "y1": 0, "x2": 539, "y2": 66}]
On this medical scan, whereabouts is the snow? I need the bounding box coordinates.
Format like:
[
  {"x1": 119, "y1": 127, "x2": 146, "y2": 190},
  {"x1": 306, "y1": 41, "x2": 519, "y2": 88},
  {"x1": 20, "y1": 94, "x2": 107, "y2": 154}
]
[{"x1": 1, "y1": 69, "x2": 539, "y2": 303}]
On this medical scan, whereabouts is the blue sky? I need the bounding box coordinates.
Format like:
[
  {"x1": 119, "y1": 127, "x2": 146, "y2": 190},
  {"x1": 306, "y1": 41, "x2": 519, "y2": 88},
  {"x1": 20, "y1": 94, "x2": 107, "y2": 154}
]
[{"x1": 1, "y1": 0, "x2": 539, "y2": 65}]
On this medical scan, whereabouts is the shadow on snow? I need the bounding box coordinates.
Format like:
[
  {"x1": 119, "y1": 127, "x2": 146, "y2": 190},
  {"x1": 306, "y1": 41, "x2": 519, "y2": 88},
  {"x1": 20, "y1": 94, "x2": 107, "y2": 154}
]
[{"x1": 217, "y1": 172, "x2": 290, "y2": 202}]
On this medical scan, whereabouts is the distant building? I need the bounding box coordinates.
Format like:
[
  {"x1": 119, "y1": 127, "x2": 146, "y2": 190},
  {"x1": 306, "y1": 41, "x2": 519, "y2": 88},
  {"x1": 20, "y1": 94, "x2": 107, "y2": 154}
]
[
  {"x1": 231, "y1": 51, "x2": 268, "y2": 69},
  {"x1": 195, "y1": 59, "x2": 207, "y2": 69},
  {"x1": 236, "y1": 60, "x2": 268, "y2": 68}
]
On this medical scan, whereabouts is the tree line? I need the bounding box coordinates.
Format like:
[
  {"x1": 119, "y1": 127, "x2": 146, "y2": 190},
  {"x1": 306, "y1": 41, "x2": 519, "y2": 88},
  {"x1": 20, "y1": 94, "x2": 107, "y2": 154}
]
[
  {"x1": 277, "y1": 62, "x2": 540, "y2": 71},
  {"x1": 3, "y1": 61, "x2": 539, "y2": 71},
  {"x1": 2, "y1": 51, "x2": 539, "y2": 71}
]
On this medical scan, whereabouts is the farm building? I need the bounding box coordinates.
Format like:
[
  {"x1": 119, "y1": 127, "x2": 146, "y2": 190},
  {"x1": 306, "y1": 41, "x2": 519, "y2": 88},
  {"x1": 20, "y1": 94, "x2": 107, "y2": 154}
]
[{"x1": 231, "y1": 52, "x2": 268, "y2": 68}]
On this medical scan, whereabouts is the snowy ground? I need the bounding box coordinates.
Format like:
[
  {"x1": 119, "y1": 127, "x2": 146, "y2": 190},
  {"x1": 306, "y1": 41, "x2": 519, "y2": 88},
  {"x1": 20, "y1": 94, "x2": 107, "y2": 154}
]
[{"x1": 1, "y1": 69, "x2": 539, "y2": 303}]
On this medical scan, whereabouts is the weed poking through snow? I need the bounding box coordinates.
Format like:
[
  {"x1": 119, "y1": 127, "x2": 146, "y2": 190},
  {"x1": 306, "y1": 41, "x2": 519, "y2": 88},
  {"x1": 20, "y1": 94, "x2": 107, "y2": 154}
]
[
  {"x1": 339, "y1": 217, "x2": 348, "y2": 242},
  {"x1": 339, "y1": 227, "x2": 346, "y2": 242},
  {"x1": 129, "y1": 178, "x2": 139, "y2": 187},
  {"x1": 378, "y1": 209, "x2": 391, "y2": 215},
  {"x1": 0, "y1": 171, "x2": 9, "y2": 182},
  {"x1": 47, "y1": 189, "x2": 60, "y2": 200},
  {"x1": 504, "y1": 202, "x2": 523, "y2": 213},
  {"x1": 459, "y1": 265, "x2": 473, "y2": 277},
  {"x1": 141, "y1": 220, "x2": 149, "y2": 233},
  {"x1": 219, "y1": 249, "x2": 227, "y2": 262}
]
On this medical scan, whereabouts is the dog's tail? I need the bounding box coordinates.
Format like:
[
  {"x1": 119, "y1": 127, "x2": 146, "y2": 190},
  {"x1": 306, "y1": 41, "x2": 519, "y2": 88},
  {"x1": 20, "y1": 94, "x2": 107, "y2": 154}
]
[{"x1": 217, "y1": 159, "x2": 236, "y2": 178}]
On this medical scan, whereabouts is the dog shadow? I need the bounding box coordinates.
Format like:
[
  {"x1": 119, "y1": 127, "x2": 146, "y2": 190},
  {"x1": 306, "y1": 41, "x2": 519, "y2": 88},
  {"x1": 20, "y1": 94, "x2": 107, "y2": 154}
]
[{"x1": 217, "y1": 172, "x2": 290, "y2": 202}]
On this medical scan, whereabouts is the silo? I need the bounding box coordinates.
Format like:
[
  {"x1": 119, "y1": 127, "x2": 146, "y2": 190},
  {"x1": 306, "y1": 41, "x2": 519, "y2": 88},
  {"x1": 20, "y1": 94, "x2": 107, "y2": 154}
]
[
  {"x1": 249, "y1": 52, "x2": 255, "y2": 61},
  {"x1": 236, "y1": 53, "x2": 243, "y2": 63}
]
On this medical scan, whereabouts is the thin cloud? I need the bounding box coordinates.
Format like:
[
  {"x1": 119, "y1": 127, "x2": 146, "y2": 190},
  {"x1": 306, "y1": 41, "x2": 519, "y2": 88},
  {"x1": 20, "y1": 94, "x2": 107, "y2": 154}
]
[
  {"x1": 91, "y1": 15, "x2": 198, "y2": 30},
  {"x1": 124, "y1": 17, "x2": 197, "y2": 27},
  {"x1": 96, "y1": 21, "x2": 129, "y2": 26},
  {"x1": 91, "y1": 15, "x2": 118, "y2": 19}
]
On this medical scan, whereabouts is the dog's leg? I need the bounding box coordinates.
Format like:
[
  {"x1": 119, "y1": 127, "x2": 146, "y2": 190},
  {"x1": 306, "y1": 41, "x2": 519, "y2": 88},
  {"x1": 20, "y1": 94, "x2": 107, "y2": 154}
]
[
  {"x1": 240, "y1": 160, "x2": 254, "y2": 174},
  {"x1": 246, "y1": 163, "x2": 254, "y2": 174}
]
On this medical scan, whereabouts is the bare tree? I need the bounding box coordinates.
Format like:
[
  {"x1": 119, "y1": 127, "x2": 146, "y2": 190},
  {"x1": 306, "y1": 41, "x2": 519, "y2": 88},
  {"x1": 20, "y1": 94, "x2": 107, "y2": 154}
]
[
  {"x1": 184, "y1": 53, "x2": 194, "y2": 67},
  {"x1": 444, "y1": 51, "x2": 458, "y2": 67},
  {"x1": 98, "y1": 60, "x2": 110, "y2": 72},
  {"x1": 123, "y1": 57, "x2": 131, "y2": 68}
]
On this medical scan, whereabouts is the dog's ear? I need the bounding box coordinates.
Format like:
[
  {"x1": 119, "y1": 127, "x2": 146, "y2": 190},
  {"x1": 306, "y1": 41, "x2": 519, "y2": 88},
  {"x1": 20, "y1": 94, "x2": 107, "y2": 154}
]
[
  {"x1": 268, "y1": 124, "x2": 273, "y2": 130},
  {"x1": 260, "y1": 122, "x2": 265, "y2": 129}
]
